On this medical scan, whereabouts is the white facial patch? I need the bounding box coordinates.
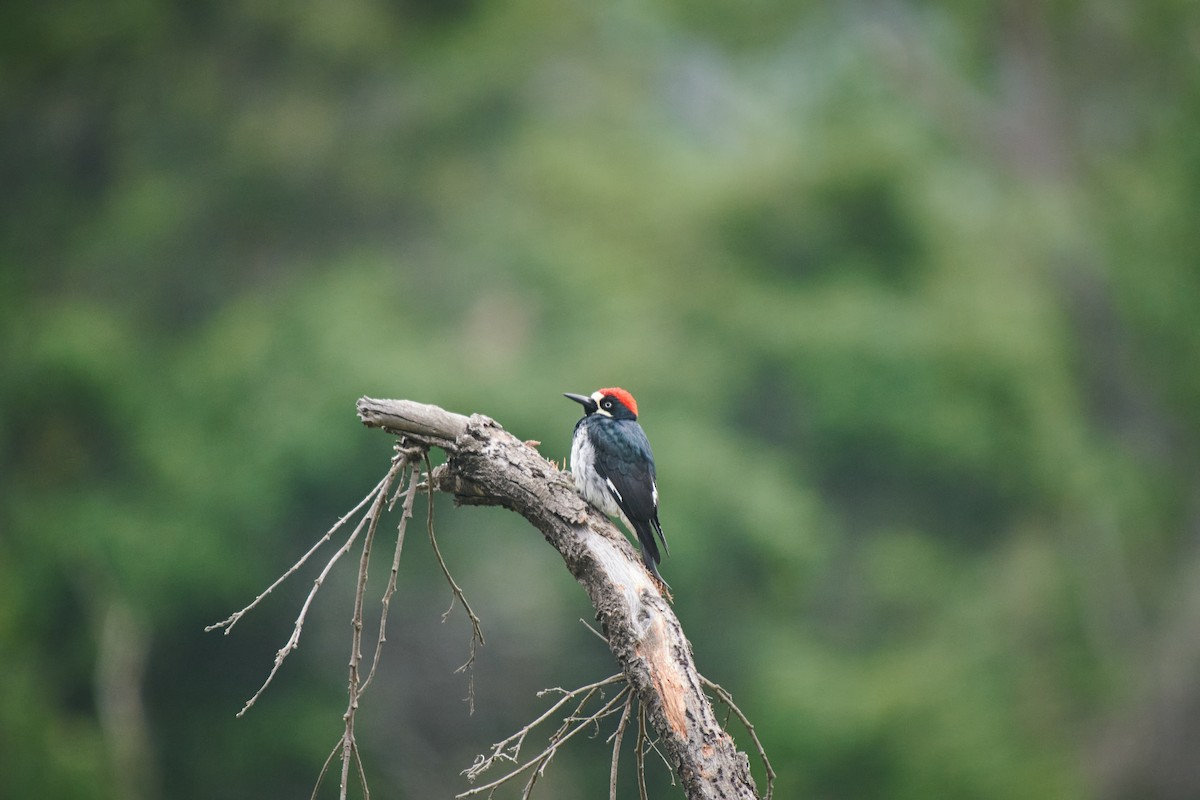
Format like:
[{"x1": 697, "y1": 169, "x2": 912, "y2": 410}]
[{"x1": 591, "y1": 390, "x2": 613, "y2": 417}]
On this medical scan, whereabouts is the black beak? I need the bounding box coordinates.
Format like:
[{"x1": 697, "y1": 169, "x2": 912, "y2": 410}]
[{"x1": 563, "y1": 392, "x2": 598, "y2": 415}]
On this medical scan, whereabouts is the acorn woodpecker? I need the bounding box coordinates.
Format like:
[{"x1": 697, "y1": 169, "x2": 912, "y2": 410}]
[{"x1": 564, "y1": 387, "x2": 670, "y2": 588}]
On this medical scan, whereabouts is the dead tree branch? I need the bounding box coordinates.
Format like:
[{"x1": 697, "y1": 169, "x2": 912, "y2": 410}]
[
  {"x1": 357, "y1": 397, "x2": 762, "y2": 800},
  {"x1": 209, "y1": 464, "x2": 400, "y2": 718},
  {"x1": 459, "y1": 674, "x2": 630, "y2": 798}
]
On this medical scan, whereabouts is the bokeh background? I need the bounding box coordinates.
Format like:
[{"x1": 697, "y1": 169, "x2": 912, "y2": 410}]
[{"x1": 4, "y1": 1, "x2": 1200, "y2": 798}]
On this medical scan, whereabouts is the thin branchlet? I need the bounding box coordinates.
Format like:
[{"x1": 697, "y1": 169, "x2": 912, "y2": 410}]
[
  {"x1": 636, "y1": 702, "x2": 649, "y2": 800},
  {"x1": 339, "y1": 453, "x2": 397, "y2": 800},
  {"x1": 206, "y1": 472, "x2": 392, "y2": 636},
  {"x1": 305, "y1": 449, "x2": 425, "y2": 800},
  {"x1": 702, "y1": 675, "x2": 776, "y2": 800},
  {"x1": 312, "y1": 742, "x2": 341, "y2": 800},
  {"x1": 231, "y1": 459, "x2": 402, "y2": 718},
  {"x1": 457, "y1": 677, "x2": 631, "y2": 799},
  {"x1": 423, "y1": 452, "x2": 485, "y2": 713},
  {"x1": 608, "y1": 691, "x2": 634, "y2": 800},
  {"x1": 360, "y1": 466, "x2": 422, "y2": 695},
  {"x1": 461, "y1": 673, "x2": 625, "y2": 784}
]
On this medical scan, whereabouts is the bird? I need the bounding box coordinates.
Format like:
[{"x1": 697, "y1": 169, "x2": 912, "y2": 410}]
[{"x1": 563, "y1": 387, "x2": 670, "y2": 589}]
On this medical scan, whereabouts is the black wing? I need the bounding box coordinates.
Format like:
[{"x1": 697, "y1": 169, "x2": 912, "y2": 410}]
[{"x1": 591, "y1": 420, "x2": 669, "y2": 560}]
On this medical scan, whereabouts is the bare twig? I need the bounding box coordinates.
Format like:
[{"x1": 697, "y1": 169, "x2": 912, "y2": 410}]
[
  {"x1": 312, "y1": 742, "x2": 341, "y2": 800},
  {"x1": 608, "y1": 691, "x2": 634, "y2": 800},
  {"x1": 579, "y1": 618, "x2": 607, "y2": 643},
  {"x1": 635, "y1": 702, "x2": 649, "y2": 800},
  {"x1": 423, "y1": 453, "x2": 485, "y2": 713},
  {"x1": 520, "y1": 685, "x2": 629, "y2": 796},
  {"x1": 360, "y1": 465, "x2": 422, "y2": 695},
  {"x1": 457, "y1": 677, "x2": 630, "y2": 799},
  {"x1": 352, "y1": 742, "x2": 370, "y2": 800},
  {"x1": 702, "y1": 676, "x2": 776, "y2": 800},
  {"x1": 304, "y1": 450, "x2": 421, "y2": 800},
  {"x1": 339, "y1": 455, "x2": 400, "y2": 800},
  {"x1": 206, "y1": 473, "x2": 391, "y2": 636},
  {"x1": 233, "y1": 461, "x2": 400, "y2": 718},
  {"x1": 645, "y1": 732, "x2": 674, "y2": 786},
  {"x1": 461, "y1": 673, "x2": 625, "y2": 785}
]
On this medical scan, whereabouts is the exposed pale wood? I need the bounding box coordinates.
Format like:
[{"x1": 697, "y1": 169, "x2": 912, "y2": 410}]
[{"x1": 355, "y1": 396, "x2": 469, "y2": 447}]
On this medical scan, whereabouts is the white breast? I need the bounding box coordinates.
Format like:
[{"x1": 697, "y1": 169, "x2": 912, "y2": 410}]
[{"x1": 570, "y1": 428, "x2": 622, "y2": 517}]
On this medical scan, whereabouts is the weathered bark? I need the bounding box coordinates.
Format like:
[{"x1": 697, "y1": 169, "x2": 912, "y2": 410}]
[{"x1": 356, "y1": 397, "x2": 761, "y2": 800}]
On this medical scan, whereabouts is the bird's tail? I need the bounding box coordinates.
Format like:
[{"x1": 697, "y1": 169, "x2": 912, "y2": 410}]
[
  {"x1": 651, "y1": 517, "x2": 669, "y2": 558},
  {"x1": 633, "y1": 519, "x2": 670, "y2": 590}
]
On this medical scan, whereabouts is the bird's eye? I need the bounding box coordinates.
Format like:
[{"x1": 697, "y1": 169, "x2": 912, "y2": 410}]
[{"x1": 602, "y1": 399, "x2": 612, "y2": 408}]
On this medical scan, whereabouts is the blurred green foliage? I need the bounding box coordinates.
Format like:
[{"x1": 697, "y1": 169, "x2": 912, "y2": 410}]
[{"x1": 4, "y1": 1, "x2": 1200, "y2": 798}]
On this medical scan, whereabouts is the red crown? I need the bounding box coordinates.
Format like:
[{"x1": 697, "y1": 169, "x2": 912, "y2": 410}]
[{"x1": 598, "y1": 387, "x2": 638, "y2": 417}]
